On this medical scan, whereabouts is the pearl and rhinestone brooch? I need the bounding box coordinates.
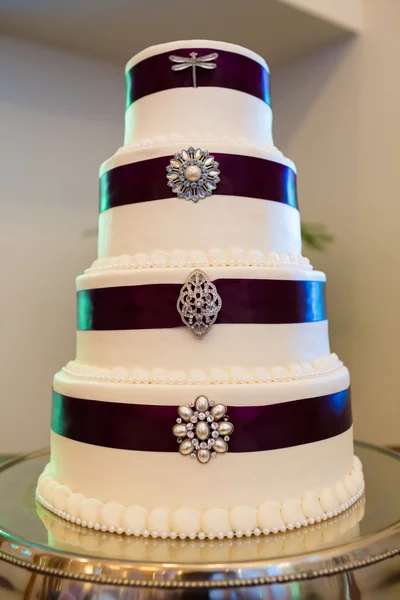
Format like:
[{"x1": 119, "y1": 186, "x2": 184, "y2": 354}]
[
  {"x1": 173, "y1": 396, "x2": 234, "y2": 464},
  {"x1": 166, "y1": 148, "x2": 220, "y2": 202}
]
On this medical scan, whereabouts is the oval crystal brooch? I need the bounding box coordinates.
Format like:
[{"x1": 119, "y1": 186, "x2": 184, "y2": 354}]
[{"x1": 177, "y1": 269, "x2": 222, "y2": 339}]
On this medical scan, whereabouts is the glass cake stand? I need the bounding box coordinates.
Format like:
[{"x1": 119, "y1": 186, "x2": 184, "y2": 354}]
[{"x1": 0, "y1": 441, "x2": 399, "y2": 599}]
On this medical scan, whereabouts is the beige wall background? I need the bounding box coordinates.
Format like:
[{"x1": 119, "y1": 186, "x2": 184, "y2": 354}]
[
  {"x1": 0, "y1": 37, "x2": 122, "y2": 452},
  {"x1": 273, "y1": 0, "x2": 400, "y2": 445},
  {"x1": 1, "y1": 0, "x2": 399, "y2": 451}
]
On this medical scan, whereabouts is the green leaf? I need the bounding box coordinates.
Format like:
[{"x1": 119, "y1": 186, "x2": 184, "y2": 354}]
[{"x1": 301, "y1": 223, "x2": 335, "y2": 251}]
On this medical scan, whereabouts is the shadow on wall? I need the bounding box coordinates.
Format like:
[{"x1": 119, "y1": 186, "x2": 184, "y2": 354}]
[
  {"x1": 0, "y1": 36, "x2": 123, "y2": 122},
  {"x1": 272, "y1": 36, "x2": 357, "y2": 149}
]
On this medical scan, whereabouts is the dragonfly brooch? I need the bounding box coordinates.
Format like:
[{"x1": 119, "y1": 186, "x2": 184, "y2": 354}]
[{"x1": 169, "y1": 52, "x2": 219, "y2": 88}]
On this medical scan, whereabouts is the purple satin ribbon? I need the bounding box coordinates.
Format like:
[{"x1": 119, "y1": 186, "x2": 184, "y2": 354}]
[
  {"x1": 51, "y1": 388, "x2": 352, "y2": 453},
  {"x1": 77, "y1": 279, "x2": 326, "y2": 331},
  {"x1": 99, "y1": 154, "x2": 297, "y2": 213},
  {"x1": 126, "y1": 47, "x2": 271, "y2": 107}
]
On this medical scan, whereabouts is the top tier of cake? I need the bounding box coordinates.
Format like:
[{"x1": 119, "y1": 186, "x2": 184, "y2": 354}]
[{"x1": 124, "y1": 40, "x2": 273, "y2": 146}]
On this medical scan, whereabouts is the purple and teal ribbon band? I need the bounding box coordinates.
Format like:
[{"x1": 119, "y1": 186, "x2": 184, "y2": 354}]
[
  {"x1": 51, "y1": 388, "x2": 352, "y2": 453},
  {"x1": 126, "y1": 48, "x2": 271, "y2": 107},
  {"x1": 99, "y1": 154, "x2": 297, "y2": 213},
  {"x1": 77, "y1": 279, "x2": 326, "y2": 331}
]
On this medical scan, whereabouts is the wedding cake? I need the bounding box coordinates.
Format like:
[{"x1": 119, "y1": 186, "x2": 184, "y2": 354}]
[{"x1": 37, "y1": 40, "x2": 364, "y2": 539}]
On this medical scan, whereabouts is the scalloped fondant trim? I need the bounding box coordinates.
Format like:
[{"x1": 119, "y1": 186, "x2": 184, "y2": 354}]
[
  {"x1": 86, "y1": 249, "x2": 312, "y2": 274},
  {"x1": 37, "y1": 456, "x2": 364, "y2": 540},
  {"x1": 62, "y1": 353, "x2": 342, "y2": 386},
  {"x1": 117, "y1": 132, "x2": 283, "y2": 156},
  {"x1": 38, "y1": 496, "x2": 366, "y2": 559}
]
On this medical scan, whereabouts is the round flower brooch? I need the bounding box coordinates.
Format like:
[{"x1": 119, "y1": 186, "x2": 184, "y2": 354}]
[
  {"x1": 173, "y1": 396, "x2": 234, "y2": 464},
  {"x1": 166, "y1": 148, "x2": 221, "y2": 202}
]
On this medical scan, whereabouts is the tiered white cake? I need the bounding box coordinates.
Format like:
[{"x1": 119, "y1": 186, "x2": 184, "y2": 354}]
[{"x1": 37, "y1": 40, "x2": 364, "y2": 539}]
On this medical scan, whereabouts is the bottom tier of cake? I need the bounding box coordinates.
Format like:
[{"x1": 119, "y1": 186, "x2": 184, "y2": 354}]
[
  {"x1": 37, "y1": 365, "x2": 364, "y2": 539},
  {"x1": 37, "y1": 458, "x2": 364, "y2": 539},
  {"x1": 37, "y1": 447, "x2": 364, "y2": 540}
]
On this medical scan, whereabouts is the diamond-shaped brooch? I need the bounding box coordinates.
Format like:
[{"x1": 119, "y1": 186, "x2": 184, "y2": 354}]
[
  {"x1": 166, "y1": 148, "x2": 220, "y2": 202},
  {"x1": 177, "y1": 269, "x2": 222, "y2": 339}
]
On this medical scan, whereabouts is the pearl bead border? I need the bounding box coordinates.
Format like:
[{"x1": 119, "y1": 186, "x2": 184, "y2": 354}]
[
  {"x1": 37, "y1": 465, "x2": 364, "y2": 541},
  {"x1": 62, "y1": 354, "x2": 343, "y2": 386},
  {"x1": 85, "y1": 250, "x2": 312, "y2": 274}
]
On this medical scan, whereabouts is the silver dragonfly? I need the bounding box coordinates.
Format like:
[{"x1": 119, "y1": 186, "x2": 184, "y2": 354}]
[{"x1": 169, "y1": 52, "x2": 218, "y2": 88}]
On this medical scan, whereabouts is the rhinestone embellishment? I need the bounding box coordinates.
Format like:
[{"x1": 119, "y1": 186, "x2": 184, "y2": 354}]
[
  {"x1": 177, "y1": 269, "x2": 222, "y2": 339},
  {"x1": 169, "y1": 52, "x2": 218, "y2": 88},
  {"x1": 166, "y1": 148, "x2": 221, "y2": 202},
  {"x1": 173, "y1": 396, "x2": 234, "y2": 464}
]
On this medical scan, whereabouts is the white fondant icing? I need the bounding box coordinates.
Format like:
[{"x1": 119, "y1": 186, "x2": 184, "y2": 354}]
[
  {"x1": 124, "y1": 89, "x2": 273, "y2": 146},
  {"x1": 48, "y1": 426, "x2": 355, "y2": 512},
  {"x1": 257, "y1": 502, "x2": 285, "y2": 532},
  {"x1": 38, "y1": 475, "x2": 52, "y2": 496},
  {"x1": 66, "y1": 493, "x2": 86, "y2": 519},
  {"x1": 74, "y1": 322, "x2": 331, "y2": 376},
  {"x1": 43, "y1": 480, "x2": 58, "y2": 503},
  {"x1": 117, "y1": 133, "x2": 284, "y2": 161},
  {"x1": 98, "y1": 199, "x2": 301, "y2": 259},
  {"x1": 345, "y1": 474, "x2": 358, "y2": 497},
  {"x1": 301, "y1": 362, "x2": 313, "y2": 375},
  {"x1": 271, "y1": 366, "x2": 289, "y2": 382},
  {"x1": 352, "y1": 466, "x2": 364, "y2": 489},
  {"x1": 36, "y1": 456, "x2": 364, "y2": 539},
  {"x1": 301, "y1": 492, "x2": 325, "y2": 519},
  {"x1": 171, "y1": 508, "x2": 201, "y2": 535},
  {"x1": 80, "y1": 498, "x2": 103, "y2": 524},
  {"x1": 319, "y1": 487, "x2": 340, "y2": 513},
  {"x1": 54, "y1": 367, "x2": 349, "y2": 410},
  {"x1": 334, "y1": 480, "x2": 350, "y2": 505},
  {"x1": 100, "y1": 502, "x2": 124, "y2": 529},
  {"x1": 102, "y1": 136, "x2": 293, "y2": 176},
  {"x1": 281, "y1": 499, "x2": 304, "y2": 528},
  {"x1": 147, "y1": 508, "x2": 170, "y2": 535},
  {"x1": 38, "y1": 471, "x2": 49, "y2": 485},
  {"x1": 86, "y1": 249, "x2": 311, "y2": 273},
  {"x1": 39, "y1": 496, "x2": 365, "y2": 560},
  {"x1": 62, "y1": 353, "x2": 342, "y2": 386},
  {"x1": 79, "y1": 264, "x2": 321, "y2": 290},
  {"x1": 121, "y1": 506, "x2": 149, "y2": 532},
  {"x1": 52, "y1": 485, "x2": 72, "y2": 512},
  {"x1": 201, "y1": 508, "x2": 231, "y2": 535},
  {"x1": 229, "y1": 505, "x2": 257, "y2": 533}
]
